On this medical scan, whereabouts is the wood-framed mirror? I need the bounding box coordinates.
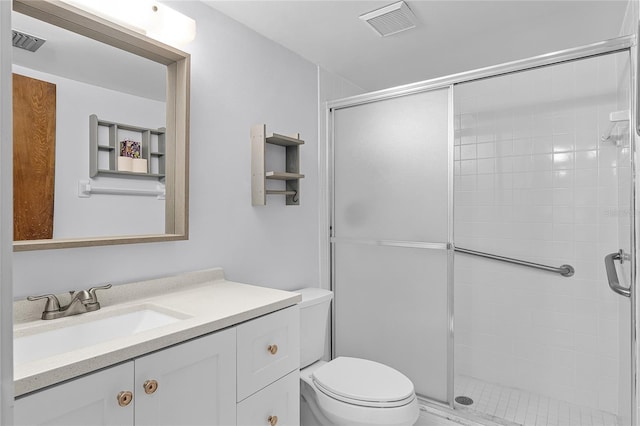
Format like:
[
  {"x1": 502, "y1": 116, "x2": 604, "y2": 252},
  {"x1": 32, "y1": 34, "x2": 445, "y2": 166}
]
[{"x1": 12, "y1": 0, "x2": 190, "y2": 251}]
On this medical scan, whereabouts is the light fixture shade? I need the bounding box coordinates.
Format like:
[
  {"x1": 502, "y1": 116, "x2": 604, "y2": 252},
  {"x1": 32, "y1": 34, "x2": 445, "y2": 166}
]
[
  {"x1": 60, "y1": 0, "x2": 195, "y2": 47},
  {"x1": 359, "y1": 1, "x2": 417, "y2": 37},
  {"x1": 62, "y1": 0, "x2": 154, "y2": 33},
  {"x1": 147, "y1": 2, "x2": 196, "y2": 46}
]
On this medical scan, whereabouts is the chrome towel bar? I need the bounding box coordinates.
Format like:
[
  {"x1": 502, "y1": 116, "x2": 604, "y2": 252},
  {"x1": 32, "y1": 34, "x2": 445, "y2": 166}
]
[{"x1": 454, "y1": 247, "x2": 575, "y2": 277}]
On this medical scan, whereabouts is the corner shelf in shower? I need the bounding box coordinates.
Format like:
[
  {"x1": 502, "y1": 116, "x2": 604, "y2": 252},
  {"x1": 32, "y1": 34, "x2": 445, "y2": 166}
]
[
  {"x1": 601, "y1": 109, "x2": 630, "y2": 143},
  {"x1": 251, "y1": 124, "x2": 304, "y2": 206}
]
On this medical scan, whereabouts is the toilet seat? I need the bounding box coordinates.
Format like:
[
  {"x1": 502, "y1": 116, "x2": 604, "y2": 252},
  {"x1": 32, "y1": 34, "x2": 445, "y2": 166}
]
[{"x1": 312, "y1": 357, "x2": 416, "y2": 408}]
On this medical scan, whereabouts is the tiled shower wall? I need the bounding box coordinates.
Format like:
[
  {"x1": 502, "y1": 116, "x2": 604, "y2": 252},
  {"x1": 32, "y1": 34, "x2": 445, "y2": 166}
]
[{"x1": 453, "y1": 52, "x2": 630, "y2": 415}]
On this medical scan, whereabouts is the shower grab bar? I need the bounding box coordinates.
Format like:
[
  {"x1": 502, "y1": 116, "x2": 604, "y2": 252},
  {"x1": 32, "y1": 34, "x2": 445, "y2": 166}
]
[
  {"x1": 604, "y1": 251, "x2": 631, "y2": 298},
  {"x1": 454, "y1": 247, "x2": 575, "y2": 277}
]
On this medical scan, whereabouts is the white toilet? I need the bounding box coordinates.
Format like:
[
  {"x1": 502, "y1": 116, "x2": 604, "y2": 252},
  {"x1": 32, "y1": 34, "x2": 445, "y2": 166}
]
[{"x1": 296, "y1": 288, "x2": 420, "y2": 426}]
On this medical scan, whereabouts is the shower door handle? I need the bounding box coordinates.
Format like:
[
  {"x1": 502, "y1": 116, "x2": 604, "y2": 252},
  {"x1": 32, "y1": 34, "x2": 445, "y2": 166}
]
[{"x1": 604, "y1": 251, "x2": 631, "y2": 298}]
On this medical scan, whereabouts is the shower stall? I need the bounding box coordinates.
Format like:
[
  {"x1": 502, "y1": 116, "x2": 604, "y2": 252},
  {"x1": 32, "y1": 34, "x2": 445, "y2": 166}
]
[{"x1": 328, "y1": 36, "x2": 636, "y2": 426}]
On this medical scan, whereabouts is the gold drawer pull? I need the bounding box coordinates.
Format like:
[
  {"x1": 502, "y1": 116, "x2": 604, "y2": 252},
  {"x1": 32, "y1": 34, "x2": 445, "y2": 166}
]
[
  {"x1": 117, "y1": 391, "x2": 133, "y2": 407},
  {"x1": 267, "y1": 344, "x2": 278, "y2": 355},
  {"x1": 144, "y1": 379, "x2": 159, "y2": 394},
  {"x1": 268, "y1": 415, "x2": 278, "y2": 426}
]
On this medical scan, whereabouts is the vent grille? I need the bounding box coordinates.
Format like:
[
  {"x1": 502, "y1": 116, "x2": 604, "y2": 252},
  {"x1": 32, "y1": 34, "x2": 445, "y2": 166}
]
[
  {"x1": 359, "y1": 1, "x2": 417, "y2": 37},
  {"x1": 12, "y1": 30, "x2": 46, "y2": 52}
]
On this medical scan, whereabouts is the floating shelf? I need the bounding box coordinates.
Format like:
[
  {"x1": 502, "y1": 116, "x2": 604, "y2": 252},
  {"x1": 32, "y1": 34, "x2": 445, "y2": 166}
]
[
  {"x1": 265, "y1": 171, "x2": 305, "y2": 180},
  {"x1": 251, "y1": 124, "x2": 304, "y2": 206},
  {"x1": 266, "y1": 133, "x2": 304, "y2": 147}
]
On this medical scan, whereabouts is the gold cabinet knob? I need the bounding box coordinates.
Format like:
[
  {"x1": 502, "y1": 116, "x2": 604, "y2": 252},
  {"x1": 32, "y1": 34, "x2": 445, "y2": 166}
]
[
  {"x1": 143, "y1": 379, "x2": 159, "y2": 394},
  {"x1": 267, "y1": 344, "x2": 278, "y2": 355},
  {"x1": 268, "y1": 415, "x2": 278, "y2": 426},
  {"x1": 117, "y1": 391, "x2": 133, "y2": 407}
]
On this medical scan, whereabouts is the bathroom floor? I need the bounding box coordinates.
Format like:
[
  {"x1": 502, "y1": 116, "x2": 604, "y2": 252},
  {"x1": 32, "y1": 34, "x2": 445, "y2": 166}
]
[{"x1": 452, "y1": 376, "x2": 618, "y2": 426}]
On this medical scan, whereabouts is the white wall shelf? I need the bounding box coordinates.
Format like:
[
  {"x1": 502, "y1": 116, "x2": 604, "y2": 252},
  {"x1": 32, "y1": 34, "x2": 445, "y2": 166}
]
[{"x1": 251, "y1": 124, "x2": 304, "y2": 206}]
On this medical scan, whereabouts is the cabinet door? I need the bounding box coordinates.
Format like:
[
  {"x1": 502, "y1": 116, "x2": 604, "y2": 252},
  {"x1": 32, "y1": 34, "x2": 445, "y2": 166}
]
[
  {"x1": 14, "y1": 362, "x2": 134, "y2": 426},
  {"x1": 237, "y1": 306, "x2": 300, "y2": 401},
  {"x1": 134, "y1": 328, "x2": 236, "y2": 426},
  {"x1": 237, "y1": 371, "x2": 299, "y2": 426}
]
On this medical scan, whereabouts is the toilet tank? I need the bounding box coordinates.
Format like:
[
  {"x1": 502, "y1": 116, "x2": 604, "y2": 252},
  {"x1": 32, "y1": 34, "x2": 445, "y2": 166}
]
[{"x1": 296, "y1": 288, "x2": 333, "y2": 369}]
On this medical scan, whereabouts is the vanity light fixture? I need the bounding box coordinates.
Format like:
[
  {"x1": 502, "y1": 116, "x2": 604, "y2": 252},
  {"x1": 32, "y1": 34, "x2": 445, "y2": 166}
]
[
  {"x1": 359, "y1": 1, "x2": 417, "y2": 37},
  {"x1": 61, "y1": 0, "x2": 196, "y2": 47}
]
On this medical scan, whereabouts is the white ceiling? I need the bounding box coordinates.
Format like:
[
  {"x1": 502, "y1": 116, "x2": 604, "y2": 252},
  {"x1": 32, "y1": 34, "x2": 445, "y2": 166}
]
[{"x1": 204, "y1": 0, "x2": 630, "y2": 92}]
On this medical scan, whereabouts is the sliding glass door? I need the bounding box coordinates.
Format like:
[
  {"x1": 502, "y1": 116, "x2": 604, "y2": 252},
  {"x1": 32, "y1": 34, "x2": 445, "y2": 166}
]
[
  {"x1": 452, "y1": 51, "x2": 632, "y2": 425},
  {"x1": 331, "y1": 88, "x2": 451, "y2": 402}
]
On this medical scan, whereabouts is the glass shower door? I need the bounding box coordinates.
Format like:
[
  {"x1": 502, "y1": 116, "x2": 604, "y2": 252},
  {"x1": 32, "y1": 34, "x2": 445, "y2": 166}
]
[
  {"x1": 331, "y1": 88, "x2": 451, "y2": 402},
  {"x1": 452, "y1": 51, "x2": 632, "y2": 425}
]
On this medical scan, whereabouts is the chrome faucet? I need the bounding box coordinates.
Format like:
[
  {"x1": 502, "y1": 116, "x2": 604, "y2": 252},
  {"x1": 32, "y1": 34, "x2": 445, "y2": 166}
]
[{"x1": 27, "y1": 284, "x2": 112, "y2": 320}]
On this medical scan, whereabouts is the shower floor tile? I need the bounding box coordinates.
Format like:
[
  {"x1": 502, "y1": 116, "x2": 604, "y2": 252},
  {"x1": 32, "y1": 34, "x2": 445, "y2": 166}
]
[{"x1": 454, "y1": 376, "x2": 618, "y2": 426}]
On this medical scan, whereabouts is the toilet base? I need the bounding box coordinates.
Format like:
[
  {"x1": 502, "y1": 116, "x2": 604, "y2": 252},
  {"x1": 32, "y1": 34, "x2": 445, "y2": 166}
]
[{"x1": 301, "y1": 391, "x2": 330, "y2": 426}]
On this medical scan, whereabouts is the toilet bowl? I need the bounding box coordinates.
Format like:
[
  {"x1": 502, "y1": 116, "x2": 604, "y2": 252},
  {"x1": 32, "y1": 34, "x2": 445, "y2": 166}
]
[{"x1": 296, "y1": 288, "x2": 420, "y2": 426}]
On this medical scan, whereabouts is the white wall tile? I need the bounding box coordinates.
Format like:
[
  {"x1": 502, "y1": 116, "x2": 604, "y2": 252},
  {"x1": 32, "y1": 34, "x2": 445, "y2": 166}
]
[
  {"x1": 599, "y1": 146, "x2": 618, "y2": 168},
  {"x1": 575, "y1": 150, "x2": 598, "y2": 169},
  {"x1": 460, "y1": 143, "x2": 477, "y2": 160},
  {"x1": 533, "y1": 136, "x2": 554, "y2": 154},
  {"x1": 553, "y1": 133, "x2": 576, "y2": 153},
  {"x1": 477, "y1": 158, "x2": 496, "y2": 174},
  {"x1": 553, "y1": 152, "x2": 574, "y2": 170}
]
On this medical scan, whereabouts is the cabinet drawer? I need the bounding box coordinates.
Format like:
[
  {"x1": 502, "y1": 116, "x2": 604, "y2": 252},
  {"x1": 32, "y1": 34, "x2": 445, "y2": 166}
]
[
  {"x1": 237, "y1": 306, "x2": 300, "y2": 401},
  {"x1": 237, "y1": 370, "x2": 300, "y2": 426}
]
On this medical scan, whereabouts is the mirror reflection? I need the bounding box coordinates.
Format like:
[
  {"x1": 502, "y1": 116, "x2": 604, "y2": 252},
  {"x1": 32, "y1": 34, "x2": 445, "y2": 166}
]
[{"x1": 12, "y1": 10, "x2": 168, "y2": 241}]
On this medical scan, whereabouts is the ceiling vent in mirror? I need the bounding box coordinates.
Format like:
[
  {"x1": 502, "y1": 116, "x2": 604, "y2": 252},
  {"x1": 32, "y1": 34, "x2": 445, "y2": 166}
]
[
  {"x1": 12, "y1": 30, "x2": 46, "y2": 52},
  {"x1": 359, "y1": 1, "x2": 417, "y2": 37}
]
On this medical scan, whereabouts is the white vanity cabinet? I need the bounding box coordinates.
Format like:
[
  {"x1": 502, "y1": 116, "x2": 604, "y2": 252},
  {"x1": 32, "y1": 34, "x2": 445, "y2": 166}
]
[
  {"x1": 14, "y1": 328, "x2": 236, "y2": 426},
  {"x1": 14, "y1": 304, "x2": 301, "y2": 426},
  {"x1": 236, "y1": 306, "x2": 300, "y2": 425},
  {"x1": 14, "y1": 362, "x2": 135, "y2": 426},
  {"x1": 134, "y1": 327, "x2": 236, "y2": 426}
]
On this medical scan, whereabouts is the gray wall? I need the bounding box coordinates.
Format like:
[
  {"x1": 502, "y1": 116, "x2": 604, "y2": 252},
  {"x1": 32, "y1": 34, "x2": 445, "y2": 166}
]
[{"x1": 13, "y1": 2, "x2": 321, "y2": 298}]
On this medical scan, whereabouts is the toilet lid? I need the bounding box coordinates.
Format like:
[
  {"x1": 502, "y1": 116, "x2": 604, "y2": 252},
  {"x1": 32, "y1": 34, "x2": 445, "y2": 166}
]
[{"x1": 312, "y1": 357, "x2": 415, "y2": 408}]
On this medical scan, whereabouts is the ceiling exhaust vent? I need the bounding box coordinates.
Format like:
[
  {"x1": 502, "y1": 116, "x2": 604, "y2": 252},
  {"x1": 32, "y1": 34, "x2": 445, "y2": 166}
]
[
  {"x1": 12, "y1": 30, "x2": 46, "y2": 52},
  {"x1": 359, "y1": 1, "x2": 417, "y2": 37}
]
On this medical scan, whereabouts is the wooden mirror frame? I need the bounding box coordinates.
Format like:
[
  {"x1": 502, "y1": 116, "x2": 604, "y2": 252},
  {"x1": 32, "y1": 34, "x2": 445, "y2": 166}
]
[{"x1": 12, "y1": 0, "x2": 190, "y2": 251}]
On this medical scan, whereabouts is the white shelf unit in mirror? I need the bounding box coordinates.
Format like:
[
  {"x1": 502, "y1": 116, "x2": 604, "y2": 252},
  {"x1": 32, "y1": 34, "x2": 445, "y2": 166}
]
[
  {"x1": 251, "y1": 124, "x2": 304, "y2": 206},
  {"x1": 90, "y1": 115, "x2": 166, "y2": 179}
]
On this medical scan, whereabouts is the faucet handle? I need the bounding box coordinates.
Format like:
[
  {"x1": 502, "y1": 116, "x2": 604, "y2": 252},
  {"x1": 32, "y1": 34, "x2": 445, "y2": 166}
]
[
  {"x1": 27, "y1": 294, "x2": 61, "y2": 313},
  {"x1": 87, "y1": 284, "x2": 112, "y2": 303}
]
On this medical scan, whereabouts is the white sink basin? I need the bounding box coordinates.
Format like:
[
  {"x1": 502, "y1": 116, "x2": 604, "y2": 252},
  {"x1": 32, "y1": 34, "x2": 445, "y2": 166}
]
[{"x1": 15, "y1": 307, "x2": 183, "y2": 366}]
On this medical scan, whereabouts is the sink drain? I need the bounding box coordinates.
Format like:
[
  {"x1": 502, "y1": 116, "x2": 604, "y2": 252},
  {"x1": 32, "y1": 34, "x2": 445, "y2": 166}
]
[{"x1": 455, "y1": 396, "x2": 474, "y2": 406}]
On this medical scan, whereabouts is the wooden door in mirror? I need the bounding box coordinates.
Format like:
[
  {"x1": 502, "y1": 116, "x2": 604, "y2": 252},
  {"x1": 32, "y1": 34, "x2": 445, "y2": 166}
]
[{"x1": 13, "y1": 73, "x2": 56, "y2": 241}]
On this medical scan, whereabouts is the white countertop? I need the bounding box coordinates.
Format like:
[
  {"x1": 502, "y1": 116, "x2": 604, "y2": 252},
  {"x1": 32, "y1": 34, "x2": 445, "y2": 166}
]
[{"x1": 13, "y1": 268, "x2": 301, "y2": 397}]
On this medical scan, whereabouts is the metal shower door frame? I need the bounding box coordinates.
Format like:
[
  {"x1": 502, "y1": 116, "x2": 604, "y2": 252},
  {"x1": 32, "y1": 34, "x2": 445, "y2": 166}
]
[{"x1": 326, "y1": 34, "x2": 637, "y2": 420}]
